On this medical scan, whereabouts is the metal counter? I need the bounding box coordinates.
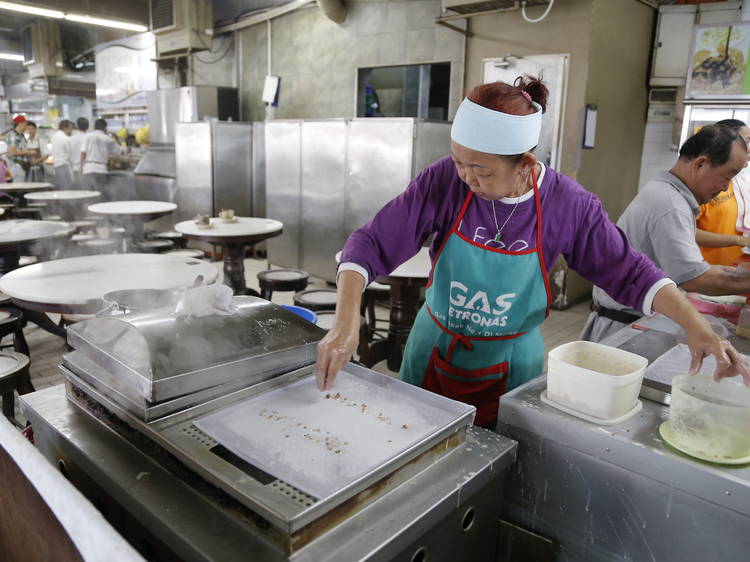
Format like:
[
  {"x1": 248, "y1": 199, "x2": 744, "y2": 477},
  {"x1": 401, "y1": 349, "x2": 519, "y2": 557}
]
[
  {"x1": 22, "y1": 385, "x2": 517, "y2": 562},
  {"x1": 496, "y1": 318, "x2": 750, "y2": 562}
]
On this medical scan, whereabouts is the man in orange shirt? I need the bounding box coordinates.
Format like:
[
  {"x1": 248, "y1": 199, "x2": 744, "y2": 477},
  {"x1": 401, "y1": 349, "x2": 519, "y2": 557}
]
[{"x1": 696, "y1": 119, "x2": 750, "y2": 265}]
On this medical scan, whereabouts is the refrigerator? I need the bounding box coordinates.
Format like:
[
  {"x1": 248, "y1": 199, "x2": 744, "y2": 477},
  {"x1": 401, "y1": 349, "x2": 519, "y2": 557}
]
[{"x1": 174, "y1": 120, "x2": 255, "y2": 225}]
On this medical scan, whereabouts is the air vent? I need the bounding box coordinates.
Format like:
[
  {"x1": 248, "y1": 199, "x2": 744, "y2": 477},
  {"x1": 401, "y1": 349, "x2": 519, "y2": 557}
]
[
  {"x1": 649, "y1": 88, "x2": 677, "y2": 104},
  {"x1": 443, "y1": 0, "x2": 550, "y2": 16},
  {"x1": 152, "y1": 0, "x2": 175, "y2": 31}
]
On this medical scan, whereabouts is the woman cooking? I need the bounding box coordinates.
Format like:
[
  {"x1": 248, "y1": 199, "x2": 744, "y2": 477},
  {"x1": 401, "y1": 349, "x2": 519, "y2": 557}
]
[{"x1": 315, "y1": 77, "x2": 749, "y2": 428}]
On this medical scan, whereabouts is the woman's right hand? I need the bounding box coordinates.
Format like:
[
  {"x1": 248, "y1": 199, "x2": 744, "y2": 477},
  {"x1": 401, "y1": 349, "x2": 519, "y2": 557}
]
[
  {"x1": 315, "y1": 317, "x2": 359, "y2": 391},
  {"x1": 314, "y1": 269, "x2": 366, "y2": 391}
]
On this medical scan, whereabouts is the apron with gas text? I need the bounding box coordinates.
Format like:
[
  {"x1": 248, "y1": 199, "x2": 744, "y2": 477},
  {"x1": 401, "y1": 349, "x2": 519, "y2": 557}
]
[{"x1": 399, "y1": 170, "x2": 551, "y2": 428}]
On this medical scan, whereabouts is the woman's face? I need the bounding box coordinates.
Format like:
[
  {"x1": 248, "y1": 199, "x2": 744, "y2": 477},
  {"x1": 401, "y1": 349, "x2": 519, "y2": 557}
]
[{"x1": 450, "y1": 141, "x2": 535, "y2": 200}]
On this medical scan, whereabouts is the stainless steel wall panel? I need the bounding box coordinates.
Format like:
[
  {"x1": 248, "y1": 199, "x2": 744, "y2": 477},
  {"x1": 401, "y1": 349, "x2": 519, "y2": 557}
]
[
  {"x1": 413, "y1": 121, "x2": 452, "y2": 174},
  {"x1": 212, "y1": 122, "x2": 253, "y2": 217},
  {"x1": 265, "y1": 121, "x2": 302, "y2": 268},
  {"x1": 346, "y1": 119, "x2": 414, "y2": 237},
  {"x1": 175, "y1": 122, "x2": 213, "y2": 224},
  {"x1": 252, "y1": 122, "x2": 266, "y2": 219},
  {"x1": 300, "y1": 120, "x2": 347, "y2": 281}
]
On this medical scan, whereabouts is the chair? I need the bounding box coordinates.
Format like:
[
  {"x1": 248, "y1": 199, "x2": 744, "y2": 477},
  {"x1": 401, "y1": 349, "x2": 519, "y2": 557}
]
[
  {"x1": 152, "y1": 231, "x2": 187, "y2": 249},
  {"x1": 0, "y1": 306, "x2": 29, "y2": 357},
  {"x1": 166, "y1": 249, "x2": 205, "y2": 259},
  {"x1": 136, "y1": 240, "x2": 175, "y2": 253},
  {"x1": 257, "y1": 268, "x2": 309, "y2": 301},
  {"x1": 13, "y1": 207, "x2": 43, "y2": 220},
  {"x1": 0, "y1": 351, "x2": 32, "y2": 427},
  {"x1": 70, "y1": 220, "x2": 98, "y2": 234},
  {"x1": 293, "y1": 288, "x2": 337, "y2": 312},
  {"x1": 81, "y1": 238, "x2": 119, "y2": 255},
  {"x1": 362, "y1": 281, "x2": 390, "y2": 341}
]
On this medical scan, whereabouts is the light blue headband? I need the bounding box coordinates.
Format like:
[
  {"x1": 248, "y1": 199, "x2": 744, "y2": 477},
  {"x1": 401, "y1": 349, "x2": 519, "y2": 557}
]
[{"x1": 451, "y1": 98, "x2": 542, "y2": 155}]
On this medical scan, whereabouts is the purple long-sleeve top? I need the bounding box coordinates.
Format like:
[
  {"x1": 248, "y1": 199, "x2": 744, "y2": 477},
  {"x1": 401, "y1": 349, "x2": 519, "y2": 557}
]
[{"x1": 340, "y1": 155, "x2": 667, "y2": 312}]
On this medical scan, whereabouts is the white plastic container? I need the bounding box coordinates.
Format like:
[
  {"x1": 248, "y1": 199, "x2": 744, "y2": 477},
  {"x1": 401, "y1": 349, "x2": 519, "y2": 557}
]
[{"x1": 546, "y1": 341, "x2": 648, "y2": 420}]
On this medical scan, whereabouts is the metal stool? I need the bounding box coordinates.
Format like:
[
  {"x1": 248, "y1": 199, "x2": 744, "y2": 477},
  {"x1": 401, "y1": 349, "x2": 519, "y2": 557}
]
[
  {"x1": 0, "y1": 307, "x2": 29, "y2": 356},
  {"x1": 293, "y1": 288, "x2": 337, "y2": 312},
  {"x1": 257, "y1": 269, "x2": 309, "y2": 301},
  {"x1": 137, "y1": 239, "x2": 175, "y2": 253},
  {"x1": 81, "y1": 238, "x2": 119, "y2": 254},
  {"x1": 18, "y1": 256, "x2": 37, "y2": 267},
  {"x1": 153, "y1": 231, "x2": 187, "y2": 249},
  {"x1": 13, "y1": 207, "x2": 43, "y2": 220},
  {"x1": 167, "y1": 249, "x2": 205, "y2": 259},
  {"x1": 70, "y1": 220, "x2": 98, "y2": 234},
  {"x1": 0, "y1": 351, "x2": 32, "y2": 428}
]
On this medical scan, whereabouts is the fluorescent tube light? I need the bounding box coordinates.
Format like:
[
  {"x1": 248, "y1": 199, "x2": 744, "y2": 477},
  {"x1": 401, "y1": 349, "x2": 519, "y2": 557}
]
[
  {"x1": 0, "y1": 1, "x2": 63, "y2": 18},
  {"x1": 0, "y1": 53, "x2": 24, "y2": 61},
  {"x1": 64, "y1": 14, "x2": 147, "y2": 32}
]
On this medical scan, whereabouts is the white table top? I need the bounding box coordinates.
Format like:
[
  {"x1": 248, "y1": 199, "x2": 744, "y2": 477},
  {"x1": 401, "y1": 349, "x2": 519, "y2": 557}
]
[
  {"x1": 174, "y1": 217, "x2": 283, "y2": 238},
  {"x1": 2, "y1": 182, "x2": 53, "y2": 192},
  {"x1": 336, "y1": 247, "x2": 432, "y2": 280},
  {"x1": 0, "y1": 253, "x2": 218, "y2": 309},
  {"x1": 0, "y1": 219, "x2": 74, "y2": 245},
  {"x1": 26, "y1": 190, "x2": 101, "y2": 202},
  {"x1": 88, "y1": 200, "x2": 177, "y2": 216}
]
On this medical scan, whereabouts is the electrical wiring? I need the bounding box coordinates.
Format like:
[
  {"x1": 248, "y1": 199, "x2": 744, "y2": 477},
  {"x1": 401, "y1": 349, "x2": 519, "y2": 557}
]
[
  {"x1": 194, "y1": 34, "x2": 234, "y2": 64},
  {"x1": 521, "y1": 0, "x2": 555, "y2": 23}
]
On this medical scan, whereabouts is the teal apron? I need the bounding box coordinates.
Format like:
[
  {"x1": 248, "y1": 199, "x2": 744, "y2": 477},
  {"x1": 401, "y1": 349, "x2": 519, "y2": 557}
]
[{"x1": 399, "y1": 170, "x2": 551, "y2": 428}]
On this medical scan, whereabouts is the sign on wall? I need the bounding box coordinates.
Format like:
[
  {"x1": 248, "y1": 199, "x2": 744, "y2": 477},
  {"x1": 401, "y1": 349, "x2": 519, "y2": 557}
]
[{"x1": 686, "y1": 22, "x2": 750, "y2": 100}]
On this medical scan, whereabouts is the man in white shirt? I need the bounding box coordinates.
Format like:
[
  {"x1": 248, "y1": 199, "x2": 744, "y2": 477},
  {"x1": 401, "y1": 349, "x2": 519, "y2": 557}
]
[
  {"x1": 81, "y1": 119, "x2": 120, "y2": 200},
  {"x1": 68, "y1": 117, "x2": 89, "y2": 187},
  {"x1": 50, "y1": 120, "x2": 74, "y2": 188}
]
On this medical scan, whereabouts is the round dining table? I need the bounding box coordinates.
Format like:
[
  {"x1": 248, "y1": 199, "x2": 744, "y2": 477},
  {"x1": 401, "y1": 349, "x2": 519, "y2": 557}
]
[
  {"x1": 88, "y1": 201, "x2": 178, "y2": 246},
  {"x1": 0, "y1": 219, "x2": 74, "y2": 272},
  {"x1": 336, "y1": 247, "x2": 432, "y2": 371},
  {"x1": 1, "y1": 181, "x2": 55, "y2": 209},
  {"x1": 174, "y1": 217, "x2": 283, "y2": 295},
  {"x1": 26, "y1": 190, "x2": 101, "y2": 222},
  {"x1": 0, "y1": 254, "x2": 219, "y2": 337}
]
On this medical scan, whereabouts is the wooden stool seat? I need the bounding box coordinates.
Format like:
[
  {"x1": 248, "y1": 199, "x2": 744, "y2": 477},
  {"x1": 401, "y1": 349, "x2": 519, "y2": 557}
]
[
  {"x1": 41, "y1": 215, "x2": 62, "y2": 221},
  {"x1": 18, "y1": 256, "x2": 37, "y2": 267},
  {"x1": 71, "y1": 220, "x2": 97, "y2": 234},
  {"x1": 293, "y1": 288, "x2": 337, "y2": 312},
  {"x1": 257, "y1": 268, "x2": 309, "y2": 301},
  {"x1": 0, "y1": 351, "x2": 32, "y2": 427},
  {"x1": 81, "y1": 239, "x2": 118, "y2": 254}
]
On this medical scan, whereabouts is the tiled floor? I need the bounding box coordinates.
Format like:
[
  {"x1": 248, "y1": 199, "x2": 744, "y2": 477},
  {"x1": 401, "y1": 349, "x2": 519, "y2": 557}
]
[{"x1": 13, "y1": 255, "x2": 592, "y2": 399}]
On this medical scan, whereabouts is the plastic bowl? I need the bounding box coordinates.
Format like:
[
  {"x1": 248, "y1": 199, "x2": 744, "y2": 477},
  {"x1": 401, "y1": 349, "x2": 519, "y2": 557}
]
[
  {"x1": 281, "y1": 304, "x2": 317, "y2": 324},
  {"x1": 547, "y1": 341, "x2": 648, "y2": 420},
  {"x1": 667, "y1": 374, "x2": 750, "y2": 460}
]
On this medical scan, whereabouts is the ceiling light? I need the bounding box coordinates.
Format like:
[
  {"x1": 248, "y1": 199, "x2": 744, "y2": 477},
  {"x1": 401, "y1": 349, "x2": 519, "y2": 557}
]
[
  {"x1": 64, "y1": 14, "x2": 147, "y2": 32},
  {"x1": 0, "y1": 52, "x2": 24, "y2": 61},
  {"x1": 0, "y1": 1, "x2": 63, "y2": 18}
]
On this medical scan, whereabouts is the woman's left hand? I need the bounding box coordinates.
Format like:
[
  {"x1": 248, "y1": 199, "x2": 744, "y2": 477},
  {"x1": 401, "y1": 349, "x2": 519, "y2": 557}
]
[{"x1": 687, "y1": 323, "x2": 750, "y2": 386}]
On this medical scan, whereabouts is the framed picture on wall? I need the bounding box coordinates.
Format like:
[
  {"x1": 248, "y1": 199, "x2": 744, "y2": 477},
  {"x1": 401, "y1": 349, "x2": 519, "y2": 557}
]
[{"x1": 686, "y1": 22, "x2": 750, "y2": 100}]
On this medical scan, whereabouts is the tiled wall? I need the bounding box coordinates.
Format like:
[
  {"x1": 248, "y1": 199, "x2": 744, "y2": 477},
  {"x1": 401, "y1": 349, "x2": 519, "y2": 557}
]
[
  {"x1": 638, "y1": 121, "x2": 678, "y2": 191},
  {"x1": 238, "y1": 0, "x2": 465, "y2": 121}
]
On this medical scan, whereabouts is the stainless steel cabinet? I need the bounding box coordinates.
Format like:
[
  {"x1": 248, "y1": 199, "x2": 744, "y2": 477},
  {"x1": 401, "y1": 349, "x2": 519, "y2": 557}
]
[
  {"x1": 265, "y1": 118, "x2": 451, "y2": 281},
  {"x1": 174, "y1": 121, "x2": 254, "y2": 224}
]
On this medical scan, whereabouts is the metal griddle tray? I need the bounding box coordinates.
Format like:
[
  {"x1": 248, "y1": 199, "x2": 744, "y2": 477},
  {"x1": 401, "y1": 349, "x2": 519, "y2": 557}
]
[
  {"x1": 65, "y1": 296, "x2": 325, "y2": 406},
  {"x1": 63, "y1": 362, "x2": 475, "y2": 536}
]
